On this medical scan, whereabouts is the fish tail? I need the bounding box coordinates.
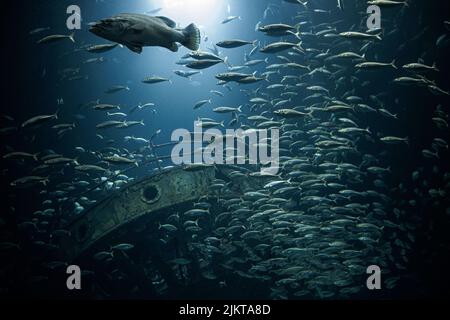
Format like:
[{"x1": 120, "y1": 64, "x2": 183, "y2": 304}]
[
  {"x1": 391, "y1": 59, "x2": 398, "y2": 69},
  {"x1": 182, "y1": 23, "x2": 201, "y2": 51},
  {"x1": 42, "y1": 178, "x2": 49, "y2": 186},
  {"x1": 223, "y1": 56, "x2": 231, "y2": 67},
  {"x1": 432, "y1": 62, "x2": 439, "y2": 71},
  {"x1": 288, "y1": 30, "x2": 302, "y2": 40},
  {"x1": 68, "y1": 32, "x2": 75, "y2": 43}
]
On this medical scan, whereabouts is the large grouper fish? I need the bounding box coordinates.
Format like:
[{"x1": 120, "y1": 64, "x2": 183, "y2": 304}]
[{"x1": 89, "y1": 13, "x2": 200, "y2": 54}]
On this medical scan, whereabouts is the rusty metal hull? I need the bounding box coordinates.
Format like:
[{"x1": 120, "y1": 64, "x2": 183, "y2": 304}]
[{"x1": 62, "y1": 165, "x2": 216, "y2": 261}]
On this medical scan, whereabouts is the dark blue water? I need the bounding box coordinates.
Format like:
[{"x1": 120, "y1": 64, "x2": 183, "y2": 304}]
[{"x1": 1, "y1": 0, "x2": 450, "y2": 299}]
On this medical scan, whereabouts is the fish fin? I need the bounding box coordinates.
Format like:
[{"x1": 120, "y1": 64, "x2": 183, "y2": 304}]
[
  {"x1": 156, "y1": 16, "x2": 177, "y2": 28},
  {"x1": 391, "y1": 59, "x2": 398, "y2": 69},
  {"x1": 168, "y1": 42, "x2": 179, "y2": 52},
  {"x1": 223, "y1": 56, "x2": 231, "y2": 67},
  {"x1": 42, "y1": 177, "x2": 49, "y2": 186},
  {"x1": 181, "y1": 23, "x2": 201, "y2": 51},
  {"x1": 130, "y1": 24, "x2": 145, "y2": 34},
  {"x1": 432, "y1": 62, "x2": 439, "y2": 71},
  {"x1": 126, "y1": 45, "x2": 143, "y2": 54},
  {"x1": 68, "y1": 32, "x2": 75, "y2": 43}
]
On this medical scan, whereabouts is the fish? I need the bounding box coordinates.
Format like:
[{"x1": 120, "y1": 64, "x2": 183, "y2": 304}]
[
  {"x1": 44, "y1": 157, "x2": 79, "y2": 166},
  {"x1": 142, "y1": 76, "x2": 171, "y2": 84},
  {"x1": 3, "y1": 152, "x2": 38, "y2": 161},
  {"x1": 367, "y1": 0, "x2": 409, "y2": 7},
  {"x1": 146, "y1": 8, "x2": 163, "y2": 14},
  {"x1": 185, "y1": 51, "x2": 224, "y2": 61},
  {"x1": 107, "y1": 112, "x2": 127, "y2": 117},
  {"x1": 93, "y1": 104, "x2": 121, "y2": 111},
  {"x1": 186, "y1": 59, "x2": 224, "y2": 70},
  {"x1": 104, "y1": 154, "x2": 139, "y2": 166},
  {"x1": 104, "y1": 86, "x2": 130, "y2": 94},
  {"x1": 195, "y1": 121, "x2": 225, "y2": 129},
  {"x1": 130, "y1": 102, "x2": 156, "y2": 114},
  {"x1": 86, "y1": 43, "x2": 122, "y2": 53},
  {"x1": 75, "y1": 165, "x2": 108, "y2": 173},
  {"x1": 260, "y1": 41, "x2": 302, "y2": 53},
  {"x1": 339, "y1": 31, "x2": 382, "y2": 41},
  {"x1": 216, "y1": 40, "x2": 257, "y2": 48},
  {"x1": 213, "y1": 106, "x2": 243, "y2": 114},
  {"x1": 245, "y1": 58, "x2": 269, "y2": 66},
  {"x1": 210, "y1": 90, "x2": 225, "y2": 97},
  {"x1": 380, "y1": 136, "x2": 409, "y2": 145},
  {"x1": 37, "y1": 32, "x2": 75, "y2": 44},
  {"x1": 29, "y1": 27, "x2": 50, "y2": 35},
  {"x1": 89, "y1": 14, "x2": 200, "y2": 53},
  {"x1": 96, "y1": 120, "x2": 125, "y2": 129},
  {"x1": 221, "y1": 16, "x2": 241, "y2": 24},
  {"x1": 274, "y1": 109, "x2": 314, "y2": 118},
  {"x1": 174, "y1": 70, "x2": 202, "y2": 79},
  {"x1": 121, "y1": 120, "x2": 145, "y2": 128},
  {"x1": 111, "y1": 243, "x2": 135, "y2": 251},
  {"x1": 21, "y1": 112, "x2": 58, "y2": 128},
  {"x1": 159, "y1": 223, "x2": 178, "y2": 232},
  {"x1": 402, "y1": 62, "x2": 439, "y2": 72},
  {"x1": 194, "y1": 99, "x2": 212, "y2": 110},
  {"x1": 10, "y1": 176, "x2": 49, "y2": 187},
  {"x1": 258, "y1": 23, "x2": 296, "y2": 36},
  {"x1": 215, "y1": 72, "x2": 256, "y2": 83},
  {"x1": 355, "y1": 60, "x2": 397, "y2": 70}
]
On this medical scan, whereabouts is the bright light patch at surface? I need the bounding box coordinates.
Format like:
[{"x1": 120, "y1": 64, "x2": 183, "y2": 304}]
[{"x1": 160, "y1": 0, "x2": 223, "y2": 27}]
